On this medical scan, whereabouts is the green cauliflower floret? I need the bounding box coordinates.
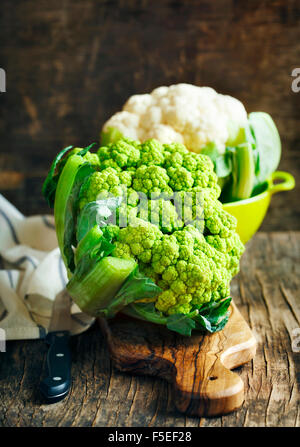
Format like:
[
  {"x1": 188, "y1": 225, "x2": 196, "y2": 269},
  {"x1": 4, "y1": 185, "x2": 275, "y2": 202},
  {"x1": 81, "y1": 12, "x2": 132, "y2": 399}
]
[
  {"x1": 151, "y1": 234, "x2": 179, "y2": 274},
  {"x1": 173, "y1": 190, "x2": 205, "y2": 232},
  {"x1": 155, "y1": 288, "x2": 194, "y2": 315},
  {"x1": 102, "y1": 225, "x2": 120, "y2": 242},
  {"x1": 164, "y1": 142, "x2": 189, "y2": 156},
  {"x1": 183, "y1": 153, "x2": 217, "y2": 188},
  {"x1": 206, "y1": 233, "x2": 244, "y2": 258},
  {"x1": 78, "y1": 168, "x2": 123, "y2": 210},
  {"x1": 205, "y1": 205, "x2": 237, "y2": 238},
  {"x1": 138, "y1": 139, "x2": 165, "y2": 166},
  {"x1": 164, "y1": 149, "x2": 217, "y2": 190},
  {"x1": 167, "y1": 300, "x2": 193, "y2": 316},
  {"x1": 125, "y1": 187, "x2": 140, "y2": 207},
  {"x1": 112, "y1": 240, "x2": 133, "y2": 259},
  {"x1": 114, "y1": 218, "x2": 163, "y2": 264},
  {"x1": 116, "y1": 203, "x2": 138, "y2": 230},
  {"x1": 167, "y1": 166, "x2": 194, "y2": 191},
  {"x1": 206, "y1": 233, "x2": 244, "y2": 277},
  {"x1": 138, "y1": 198, "x2": 183, "y2": 233},
  {"x1": 98, "y1": 139, "x2": 140, "y2": 170},
  {"x1": 198, "y1": 190, "x2": 222, "y2": 219},
  {"x1": 173, "y1": 229, "x2": 194, "y2": 260},
  {"x1": 119, "y1": 170, "x2": 133, "y2": 187},
  {"x1": 79, "y1": 150, "x2": 100, "y2": 167},
  {"x1": 164, "y1": 151, "x2": 184, "y2": 169},
  {"x1": 132, "y1": 165, "x2": 173, "y2": 198},
  {"x1": 151, "y1": 237, "x2": 217, "y2": 314},
  {"x1": 155, "y1": 289, "x2": 177, "y2": 313}
]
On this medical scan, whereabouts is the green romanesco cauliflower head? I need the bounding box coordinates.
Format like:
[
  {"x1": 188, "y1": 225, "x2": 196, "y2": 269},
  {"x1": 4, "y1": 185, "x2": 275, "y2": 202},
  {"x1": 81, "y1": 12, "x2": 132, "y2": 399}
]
[{"x1": 76, "y1": 137, "x2": 244, "y2": 316}]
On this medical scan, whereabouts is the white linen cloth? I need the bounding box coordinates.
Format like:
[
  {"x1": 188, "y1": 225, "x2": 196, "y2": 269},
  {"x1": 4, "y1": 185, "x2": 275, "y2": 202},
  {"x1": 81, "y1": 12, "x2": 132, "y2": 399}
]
[{"x1": 0, "y1": 194, "x2": 95, "y2": 340}]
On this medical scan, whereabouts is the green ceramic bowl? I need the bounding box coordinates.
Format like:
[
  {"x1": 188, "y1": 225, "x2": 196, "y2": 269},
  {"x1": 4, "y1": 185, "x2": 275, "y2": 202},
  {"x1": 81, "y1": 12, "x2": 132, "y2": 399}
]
[{"x1": 223, "y1": 171, "x2": 295, "y2": 244}]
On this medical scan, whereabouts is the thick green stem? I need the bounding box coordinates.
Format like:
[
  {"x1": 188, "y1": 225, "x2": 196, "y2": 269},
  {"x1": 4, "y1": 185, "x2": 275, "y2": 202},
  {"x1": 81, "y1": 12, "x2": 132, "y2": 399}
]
[
  {"x1": 230, "y1": 143, "x2": 255, "y2": 201},
  {"x1": 75, "y1": 225, "x2": 103, "y2": 266},
  {"x1": 67, "y1": 256, "x2": 137, "y2": 316}
]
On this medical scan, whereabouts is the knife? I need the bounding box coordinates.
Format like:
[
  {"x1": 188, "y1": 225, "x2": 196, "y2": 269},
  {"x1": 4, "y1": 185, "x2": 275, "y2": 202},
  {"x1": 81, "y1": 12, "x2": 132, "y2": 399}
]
[{"x1": 40, "y1": 289, "x2": 72, "y2": 403}]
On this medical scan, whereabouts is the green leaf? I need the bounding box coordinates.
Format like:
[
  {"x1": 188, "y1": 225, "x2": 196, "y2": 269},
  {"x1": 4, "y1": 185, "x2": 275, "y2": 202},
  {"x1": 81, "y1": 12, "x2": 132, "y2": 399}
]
[
  {"x1": 193, "y1": 297, "x2": 232, "y2": 333},
  {"x1": 196, "y1": 297, "x2": 231, "y2": 316},
  {"x1": 194, "y1": 314, "x2": 229, "y2": 333},
  {"x1": 75, "y1": 224, "x2": 116, "y2": 267},
  {"x1": 226, "y1": 120, "x2": 256, "y2": 148},
  {"x1": 201, "y1": 142, "x2": 220, "y2": 160},
  {"x1": 104, "y1": 267, "x2": 162, "y2": 318},
  {"x1": 78, "y1": 142, "x2": 98, "y2": 157},
  {"x1": 166, "y1": 313, "x2": 196, "y2": 336},
  {"x1": 63, "y1": 163, "x2": 95, "y2": 273},
  {"x1": 42, "y1": 145, "x2": 74, "y2": 207},
  {"x1": 54, "y1": 153, "x2": 97, "y2": 275},
  {"x1": 123, "y1": 302, "x2": 168, "y2": 325},
  {"x1": 72, "y1": 236, "x2": 115, "y2": 281},
  {"x1": 214, "y1": 151, "x2": 232, "y2": 179},
  {"x1": 201, "y1": 143, "x2": 232, "y2": 179},
  {"x1": 123, "y1": 298, "x2": 232, "y2": 336},
  {"x1": 248, "y1": 112, "x2": 281, "y2": 185}
]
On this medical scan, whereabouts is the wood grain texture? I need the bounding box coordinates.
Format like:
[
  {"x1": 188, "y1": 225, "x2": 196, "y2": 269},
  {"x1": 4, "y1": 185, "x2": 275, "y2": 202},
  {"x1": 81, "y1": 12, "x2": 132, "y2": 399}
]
[
  {"x1": 98, "y1": 302, "x2": 257, "y2": 417},
  {"x1": 0, "y1": 0, "x2": 299, "y2": 228},
  {"x1": 0, "y1": 232, "x2": 299, "y2": 426}
]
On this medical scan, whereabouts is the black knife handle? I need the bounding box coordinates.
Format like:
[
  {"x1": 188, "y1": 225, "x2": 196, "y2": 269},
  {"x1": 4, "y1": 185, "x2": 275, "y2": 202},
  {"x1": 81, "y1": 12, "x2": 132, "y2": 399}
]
[{"x1": 40, "y1": 331, "x2": 71, "y2": 403}]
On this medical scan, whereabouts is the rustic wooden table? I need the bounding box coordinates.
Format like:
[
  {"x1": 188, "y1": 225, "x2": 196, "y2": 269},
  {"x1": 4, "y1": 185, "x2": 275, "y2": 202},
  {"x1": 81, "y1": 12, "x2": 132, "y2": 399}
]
[{"x1": 0, "y1": 231, "x2": 299, "y2": 427}]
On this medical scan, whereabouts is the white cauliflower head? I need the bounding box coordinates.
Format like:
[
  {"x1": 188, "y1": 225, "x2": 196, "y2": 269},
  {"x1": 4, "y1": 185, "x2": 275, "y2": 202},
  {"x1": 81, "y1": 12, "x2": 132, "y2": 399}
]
[{"x1": 102, "y1": 84, "x2": 248, "y2": 154}]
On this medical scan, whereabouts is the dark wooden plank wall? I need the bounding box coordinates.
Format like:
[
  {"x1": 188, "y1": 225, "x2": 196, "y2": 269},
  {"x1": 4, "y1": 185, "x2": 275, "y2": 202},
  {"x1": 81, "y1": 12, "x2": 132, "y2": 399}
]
[{"x1": 0, "y1": 0, "x2": 299, "y2": 229}]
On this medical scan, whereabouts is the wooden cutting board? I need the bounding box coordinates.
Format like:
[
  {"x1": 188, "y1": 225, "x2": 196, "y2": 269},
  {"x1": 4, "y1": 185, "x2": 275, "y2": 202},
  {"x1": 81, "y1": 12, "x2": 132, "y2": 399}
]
[{"x1": 98, "y1": 302, "x2": 256, "y2": 417}]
